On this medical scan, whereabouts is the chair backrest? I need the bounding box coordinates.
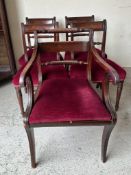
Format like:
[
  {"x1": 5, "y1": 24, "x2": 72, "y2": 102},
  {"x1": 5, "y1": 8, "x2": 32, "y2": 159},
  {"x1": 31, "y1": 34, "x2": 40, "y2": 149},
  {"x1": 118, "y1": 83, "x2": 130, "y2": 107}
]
[
  {"x1": 25, "y1": 17, "x2": 59, "y2": 51},
  {"x1": 69, "y1": 20, "x2": 107, "y2": 54},
  {"x1": 65, "y1": 15, "x2": 94, "y2": 41},
  {"x1": 21, "y1": 23, "x2": 59, "y2": 61},
  {"x1": 26, "y1": 17, "x2": 56, "y2": 25}
]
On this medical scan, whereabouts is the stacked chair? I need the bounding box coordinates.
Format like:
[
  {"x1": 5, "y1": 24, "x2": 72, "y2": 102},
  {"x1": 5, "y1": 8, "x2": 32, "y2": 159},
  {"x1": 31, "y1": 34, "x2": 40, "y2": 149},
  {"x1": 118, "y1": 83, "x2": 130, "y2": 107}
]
[
  {"x1": 65, "y1": 16, "x2": 126, "y2": 110},
  {"x1": 12, "y1": 16, "x2": 126, "y2": 168},
  {"x1": 12, "y1": 17, "x2": 68, "y2": 115}
]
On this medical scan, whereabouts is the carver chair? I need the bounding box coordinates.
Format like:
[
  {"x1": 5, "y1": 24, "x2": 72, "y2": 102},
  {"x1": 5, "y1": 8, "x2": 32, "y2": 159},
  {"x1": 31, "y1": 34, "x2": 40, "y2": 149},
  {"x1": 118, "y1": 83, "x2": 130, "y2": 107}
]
[
  {"x1": 12, "y1": 23, "x2": 68, "y2": 115},
  {"x1": 65, "y1": 20, "x2": 126, "y2": 110},
  {"x1": 18, "y1": 29, "x2": 119, "y2": 168}
]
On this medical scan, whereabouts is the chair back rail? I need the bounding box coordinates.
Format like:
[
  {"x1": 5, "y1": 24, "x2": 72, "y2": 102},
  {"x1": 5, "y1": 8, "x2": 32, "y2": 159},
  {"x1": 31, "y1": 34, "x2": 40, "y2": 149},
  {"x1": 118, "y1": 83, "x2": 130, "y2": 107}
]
[
  {"x1": 69, "y1": 20, "x2": 107, "y2": 53},
  {"x1": 21, "y1": 23, "x2": 59, "y2": 61},
  {"x1": 26, "y1": 17, "x2": 56, "y2": 25},
  {"x1": 65, "y1": 15, "x2": 94, "y2": 41}
]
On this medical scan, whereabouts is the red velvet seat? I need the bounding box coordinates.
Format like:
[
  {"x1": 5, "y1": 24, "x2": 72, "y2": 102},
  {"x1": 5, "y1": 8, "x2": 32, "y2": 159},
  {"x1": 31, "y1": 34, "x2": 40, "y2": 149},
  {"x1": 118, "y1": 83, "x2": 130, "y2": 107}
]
[
  {"x1": 19, "y1": 49, "x2": 63, "y2": 66},
  {"x1": 70, "y1": 59, "x2": 126, "y2": 82},
  {"x1": 29, "y1": 79, "x2": 111, "y2": 124},
  {"x1": 12, "y1": 63, "x2": 68, "y2": 87},
  {"x1": 12, "y1": 63, "x2": 38, "y2": 87}
]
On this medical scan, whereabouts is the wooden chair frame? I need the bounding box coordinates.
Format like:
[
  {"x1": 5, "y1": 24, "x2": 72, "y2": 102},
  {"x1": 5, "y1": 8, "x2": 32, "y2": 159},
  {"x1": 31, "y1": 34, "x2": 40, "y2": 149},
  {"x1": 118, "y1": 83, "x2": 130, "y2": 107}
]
[
  {"x1": 65, "y1": 15, "x2": 94, "y2": 41},
  {"x1": 67, "y1": 20, "x2": 124, "y2": 111},
  {"x1": 26, "y1": 17, "x2": 56, "y2": 25},
  {"x1": 15, "y1": 23, "x2": 60, "y2": 116},
  {"x1": 18, "y1": 29, "x2": 119, "y2": 168}
]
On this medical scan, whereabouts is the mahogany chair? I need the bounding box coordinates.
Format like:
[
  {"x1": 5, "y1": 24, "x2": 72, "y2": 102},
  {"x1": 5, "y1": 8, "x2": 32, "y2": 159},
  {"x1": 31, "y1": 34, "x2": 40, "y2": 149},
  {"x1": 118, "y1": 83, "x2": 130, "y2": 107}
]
[
  {"x1": 19, "y1": 30, "x2": 119, "y2": 168},
  {"x1": 25, "y1": 17, "x2": 59, "y2": 45},
  {"x1": 65, "y1": 15, "x2": 94, "y2": 41},
  {"x1": 12, "y1": 24, "x2": 68, "y2": 115},
  {"x1": 65, "y1": 20, "x2": 126, "y2": 110}
]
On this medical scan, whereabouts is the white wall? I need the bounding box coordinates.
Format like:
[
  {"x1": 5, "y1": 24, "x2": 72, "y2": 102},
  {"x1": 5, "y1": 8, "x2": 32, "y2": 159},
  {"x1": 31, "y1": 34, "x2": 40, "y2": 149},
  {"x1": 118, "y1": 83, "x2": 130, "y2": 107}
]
[{"x1": 5, "y1": 0, "x2": 131, "y2": 67}]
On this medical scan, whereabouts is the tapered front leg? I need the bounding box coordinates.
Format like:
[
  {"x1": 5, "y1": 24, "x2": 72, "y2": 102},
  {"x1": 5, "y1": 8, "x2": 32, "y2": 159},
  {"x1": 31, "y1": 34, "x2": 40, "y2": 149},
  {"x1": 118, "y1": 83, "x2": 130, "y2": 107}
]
[
  {"x1": 25, "y1": 127, "x2": 36, "y2": 168},
  {"x1": 101, "y1": 124, "x2": 115, "y2": 163}
]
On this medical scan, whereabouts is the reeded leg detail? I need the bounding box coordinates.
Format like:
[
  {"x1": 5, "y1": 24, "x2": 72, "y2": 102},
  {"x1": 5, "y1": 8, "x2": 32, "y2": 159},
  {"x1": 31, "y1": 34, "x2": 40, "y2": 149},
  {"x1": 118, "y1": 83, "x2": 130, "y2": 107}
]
[
  {"x1": 115, "y1": 81, "x2": 124, "y2": 111},
  {"x1": 25, "y1": 127, "x2": 36, "y2": 168},
  {"x1": 101, "y1": 124, "x2": 115, "y2": 163}
]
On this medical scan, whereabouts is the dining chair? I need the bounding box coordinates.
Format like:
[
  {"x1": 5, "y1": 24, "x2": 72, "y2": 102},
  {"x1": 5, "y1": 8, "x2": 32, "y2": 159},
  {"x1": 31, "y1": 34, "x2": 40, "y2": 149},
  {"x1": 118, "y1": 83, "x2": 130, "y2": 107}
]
[
  {"x1": 65, "y1": 15, "x2": 94, "y2": 41},
  {"x1": 65, "y1": 20, "x2": 126, "y2": 110},
  {"x1": 18, "y1": 29, "x2": 119, "y2": 168},
  {"x1": 12, "y1": 24, "x2": 68, "y2": 115}
]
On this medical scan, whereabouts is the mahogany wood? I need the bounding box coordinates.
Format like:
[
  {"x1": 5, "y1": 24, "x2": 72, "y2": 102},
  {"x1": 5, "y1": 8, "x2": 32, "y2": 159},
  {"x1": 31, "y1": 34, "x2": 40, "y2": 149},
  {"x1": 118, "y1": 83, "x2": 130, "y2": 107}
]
[
  {"x1": 65, "y1": 16, "x2": 94, "y2": 41},
  {"x1": 17, "y1": 30, "x2": 119, "y2": 167}
]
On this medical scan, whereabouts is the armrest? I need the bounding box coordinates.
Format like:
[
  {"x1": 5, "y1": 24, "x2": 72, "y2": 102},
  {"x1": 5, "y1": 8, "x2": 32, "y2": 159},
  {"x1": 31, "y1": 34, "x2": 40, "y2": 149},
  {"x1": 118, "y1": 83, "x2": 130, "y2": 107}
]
[
  {"x1": 19, "y1": 47, "x2": 38, "y2": 87},
  {"x1": 91, "y1": 47, "x2": 119, "y2": 84}
]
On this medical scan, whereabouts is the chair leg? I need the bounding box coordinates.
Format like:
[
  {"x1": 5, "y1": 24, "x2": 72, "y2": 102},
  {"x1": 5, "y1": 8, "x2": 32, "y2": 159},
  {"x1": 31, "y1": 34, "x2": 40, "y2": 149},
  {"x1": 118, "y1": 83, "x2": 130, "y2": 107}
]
[
  {"x1": 25, "y1": 127, "x2": 36, "y2": 168},
  {"x1": 115, "y1": 81, "x2": 124, "y2": 111},
  {"x1": 15, "y1": 87, "x2": 24, "y2": 115},
  {"x1": 101, "y1": 124, "x2": 115, "y2": 163}
]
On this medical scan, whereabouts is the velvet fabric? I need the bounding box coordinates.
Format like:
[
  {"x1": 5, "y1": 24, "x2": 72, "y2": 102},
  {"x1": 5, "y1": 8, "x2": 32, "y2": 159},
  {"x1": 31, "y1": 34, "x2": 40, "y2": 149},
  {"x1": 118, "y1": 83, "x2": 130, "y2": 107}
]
[
  {"x1": 18, "y1": 49, "x2": 63, "y2": 66},
  {"x1": 18, "y1": 49, "x2": 33, "y2": 66},
  {"x1": 92, "y1": 59, "x2": 126, "y2": 82},
  {"x1": 12, "y1": 62, "x2": 39, "y2": 87},
  {"x1": 43, "y1": 65, "x2": 68, "y2": 79},
  {"x1": 64, "y1": 51, "x2": 88, "y2": 61},
  {"x1": 29, "y1": 79, "x2": 111, "y2": 124},
  {"x1": 12, "y1": 64, "x2": 68, "y2": 87},
  {"x1": 70, "y1": 59, "x2": 126, "y2": 82}
]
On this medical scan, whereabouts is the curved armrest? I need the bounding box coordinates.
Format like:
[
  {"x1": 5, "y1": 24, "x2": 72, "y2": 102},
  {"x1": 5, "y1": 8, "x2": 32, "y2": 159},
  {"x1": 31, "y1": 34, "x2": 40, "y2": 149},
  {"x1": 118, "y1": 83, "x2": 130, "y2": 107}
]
[
  {"x1": 91, "y1": 47, "x2": 119, "y2": 84},
  {"x1": 19, "y1": 47, "x2": 38, "y2": 87}
]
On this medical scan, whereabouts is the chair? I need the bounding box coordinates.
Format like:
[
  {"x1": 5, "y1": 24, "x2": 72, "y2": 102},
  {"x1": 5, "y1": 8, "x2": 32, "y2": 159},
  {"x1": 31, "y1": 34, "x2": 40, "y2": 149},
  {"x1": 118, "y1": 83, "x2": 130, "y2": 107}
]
[
  {"x1": 65, "y1": 20, "x2": 126, "y2": 110},
  {"x1": 25, "y1": 17, "x2": 59, "y2": 45},
  {"x1": 12, "y1": 24, "x2": 68, "y2": 115},
  {"x1": 65, "y1": 15, "x2": 94, "y2": 41},
  {"x1": 18, "y1": 29, "x2": 119, "y2": 168}
]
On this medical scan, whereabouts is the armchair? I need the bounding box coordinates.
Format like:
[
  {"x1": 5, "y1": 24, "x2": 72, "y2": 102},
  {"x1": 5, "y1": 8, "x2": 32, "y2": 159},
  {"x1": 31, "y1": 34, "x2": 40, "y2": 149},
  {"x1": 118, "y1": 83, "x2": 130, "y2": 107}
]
[
  {"x1": 66, "y1": 20, "x2": 126, "y2": 110},
  {"x1": 19, "y1": 30, "x2": 119, "y2": 168},
  {"x1": 12, "y1": 24, "x2": 68, "y2": 115}
]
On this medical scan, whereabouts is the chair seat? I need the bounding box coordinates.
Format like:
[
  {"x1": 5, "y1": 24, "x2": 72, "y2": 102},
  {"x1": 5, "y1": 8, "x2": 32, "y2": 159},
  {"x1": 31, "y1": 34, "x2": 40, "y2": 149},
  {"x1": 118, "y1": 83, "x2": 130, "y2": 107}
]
[
  {"x1": 29, "y1": 79, "x2": 111, "y2": 124},
  {"x1": 70, "y1": 59, "x2": 126, "y2": 82},
  {"x1": 12, "y1": 64, "x2": 68, "y2": 87},
  {"x1": 92, "y1": 59, "x2": 126, "y2": 82},
  {"x1": 12, "y1": 63, "x2": 39, "y2": 87},
  {"x1": 19, "y1": 49, "x2": 63, "y2": 66}
]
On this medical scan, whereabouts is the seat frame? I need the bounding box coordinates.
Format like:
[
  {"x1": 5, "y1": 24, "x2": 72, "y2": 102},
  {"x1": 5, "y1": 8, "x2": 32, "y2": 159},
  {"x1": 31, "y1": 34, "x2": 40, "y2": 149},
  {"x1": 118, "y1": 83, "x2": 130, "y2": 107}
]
[{"x1": 19, "y1": 29, "x2": 119, "y2": 168}]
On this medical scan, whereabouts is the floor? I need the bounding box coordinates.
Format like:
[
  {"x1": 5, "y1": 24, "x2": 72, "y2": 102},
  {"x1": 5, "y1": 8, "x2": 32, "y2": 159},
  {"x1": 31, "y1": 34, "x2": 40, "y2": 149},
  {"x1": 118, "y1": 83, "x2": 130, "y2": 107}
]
[{"x1": 0, "y1": 68, "x2": 131, "y2": 175}]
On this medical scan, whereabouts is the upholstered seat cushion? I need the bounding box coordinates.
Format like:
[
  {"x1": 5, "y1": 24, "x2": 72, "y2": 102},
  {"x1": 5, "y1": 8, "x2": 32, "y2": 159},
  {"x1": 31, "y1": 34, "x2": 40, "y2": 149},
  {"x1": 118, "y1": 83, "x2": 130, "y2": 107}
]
[
  {"x1": 12, "y1": 63, "x2": 39, "y2": 87},
  {"x1": 70, "y1": 59, "x2": 126, "y2": 82},
  {"x1": 18, "y1": 49, "x2": 63, "y2": 66},
  {"x1": 12, "y1": 64, "x2": 68, "y2": 87},
  {"x1": 43, "y1": 65, "x2": 68, "y2": 79},
  {"x1": 64, "y1": 51, "x2": 88, "y2": 61},
  {"x1": 29, "y1": 79, "x2": 111, "y2": 124},
  {"x1": 92, "y1": 59, "x2": 126, "y2": 82}
]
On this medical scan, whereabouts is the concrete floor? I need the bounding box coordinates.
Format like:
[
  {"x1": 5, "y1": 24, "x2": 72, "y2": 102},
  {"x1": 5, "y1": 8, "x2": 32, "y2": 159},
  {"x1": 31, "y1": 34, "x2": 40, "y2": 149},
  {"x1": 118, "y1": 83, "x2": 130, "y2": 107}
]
[{"x1": 0, "y1": 68, "x2": 131, "y2": 175}]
